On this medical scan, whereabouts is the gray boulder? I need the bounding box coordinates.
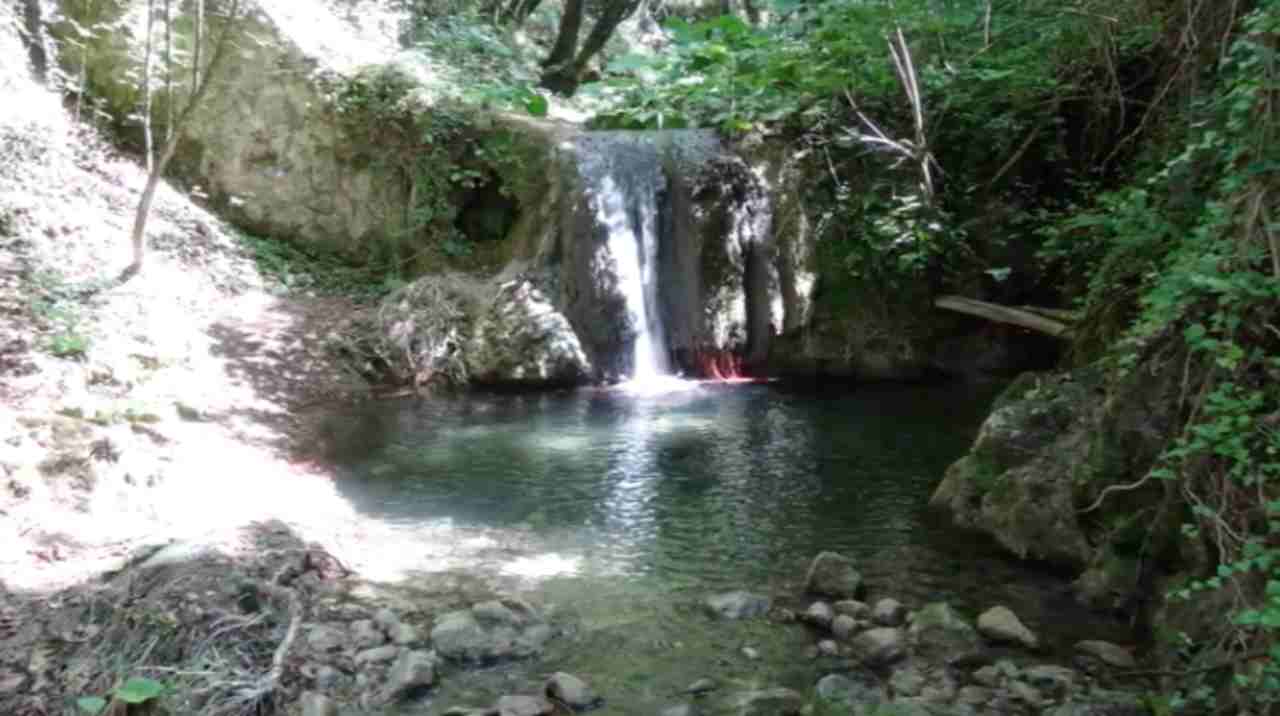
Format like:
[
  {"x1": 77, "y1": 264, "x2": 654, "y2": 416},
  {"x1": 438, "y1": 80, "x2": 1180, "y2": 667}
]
[
  {"x1": 431, "y1": 603, "x2": 551, "y2": 662},
  {"x1": 300, "y1": 692, "x2": 339, "y2": 716},
  {"x1": 377, "y1": 650, "x2": 437, "y2": 704},
  {"x1": 351, "y1": 619, "x2": 386, "y2": 649},
  {"x1": 467, "y1": 279, "x2": 592, "y2": 388},
  {"x1": 497, "y1": 695, "x2": 555, "y2": 716},
  {"x1": 890, "y1": 665, "x2": 926, "y2": 697},
  {"x1": 1074, "y1": 640, "x2": 1135, "y2": 668},
  {"x1": 704, "y1": 591, "x2": 771, "y2": 620},
  {"x1": 306, "y1": 624, "x2": 345, "y2": 653},
  {"x1": 831, "y1": 614, "x2": 857, "y2": 640},
  {"x1": 804, "y1": 601, "x2": 835, "y2": 628},
  {"x1": 1021, "y1": 664, "x2": 1078, "y2": 697},
  {"x1": 814, "y1": 673, "x2": 885, "y2": 706},
  {"x1": 872, "y1": 598, "x2": 907, "y2": 627},
  {"x1": 850, "y1": 627, "x2": 907, "y2": 667},
  {"x1": 977, "y1": 605, "x2": 1039, "y2": 650},
  {"x1": 833, "y1": 600, "x2": 871, "y2": 620},
  {"x1": 355, "y1": 644, "x2": 401, "y2": 665},
  {"x1": 908, "y1": 603, "x2": 980, "y2": 660},
  {"x1": 546, "y1": 672, "x2": 599, "y2": 710},
  {"x1": 805, "y1": 552, "x2": 865, "y2": 598}
]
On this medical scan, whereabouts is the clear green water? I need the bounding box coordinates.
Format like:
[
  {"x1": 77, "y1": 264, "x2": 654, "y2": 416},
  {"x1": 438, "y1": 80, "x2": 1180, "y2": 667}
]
[{"x1": 329, "y1": 382, "x2": 1127, "y2": 713}]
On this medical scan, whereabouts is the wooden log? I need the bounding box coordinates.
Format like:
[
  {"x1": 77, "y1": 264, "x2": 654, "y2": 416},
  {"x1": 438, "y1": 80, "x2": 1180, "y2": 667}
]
[{"x1": 935, "y1": 295, "x2": 1073, "y2": 339}]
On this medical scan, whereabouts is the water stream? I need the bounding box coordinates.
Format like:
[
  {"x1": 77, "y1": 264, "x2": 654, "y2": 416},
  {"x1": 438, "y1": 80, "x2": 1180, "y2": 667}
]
[{"x1": 328, "y1": 382, "x2": 1130, "y2": 714}]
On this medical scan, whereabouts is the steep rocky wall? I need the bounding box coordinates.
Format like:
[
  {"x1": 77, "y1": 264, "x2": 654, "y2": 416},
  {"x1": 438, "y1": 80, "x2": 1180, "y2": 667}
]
[{"x1": 45, "y1": 0, "x2": 413, "y2": 260}]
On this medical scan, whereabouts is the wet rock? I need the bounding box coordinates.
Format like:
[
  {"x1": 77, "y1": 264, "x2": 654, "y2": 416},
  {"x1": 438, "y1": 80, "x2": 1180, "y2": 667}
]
[
  {"x1": 546, "y1": 672, "x2": 599, "y2": 710},
  {"x1": 816, "y1": 639, "x2": 840, "y2": 657},
  {"x1": 352, "y1": 619, "x2": 387, "y2": 649},
  {"x1": 355, "y1": 644, "x2": 401, "y2": 665},
  {"x1": 831, "y1": 614, "x2": 857, "y2": 640},
  {"x1": 804, "y1": 601, "x2": 834, "y2": 628},
  {"x1": 378, "y1": 649, "x2": 437, "y2": 703},
  {"x1": 300, "y1": 691, "x2": 339, "y2": 716},
  {"x1": 1074, "y1": 640, "x2": 1135, "y2": 668},
  {"x1": 804, "y1": 552, "x2": 864, "y2": 599},
  {"x1": 1022, "y1": 664, "x2": 1077, "y2": 697},
  {"x1": 1010, "y1": 680, "x2": 1045, "y2": 707},
  {"x1": 497, "y1": 694, "x2": 555, "y2": 716},
  {"x1": 872, "y1": 598, "x2": 907, "y2": 627},
  {"x1": 833, "y1": 600, "x2": 871, "y2": 620},
  {"x1": 977, "y1": 605, "x2": 1039, "y2": 650},
  {"x1": 717, "y1": 688, "x2": 803, "y2": 715},
  {"x1": 814, "y1": 673, "x2": 884, "y2": 706},
  {"x1": 704, "y1": 591, "x2": 771, "y2": 620},
  {"x1": 685, "y1": 678, "x2": 717, "y2": 695},
  {"x1": 850, "y1": 627, "x2": 906, "y2": 667},
  {"x1": 306, "y1": 624, "x2": 346, "y2": 653},
  {"x1": 971, "y1": 665, "x2": 1003, "y2": 688},
  {"x1": 908, "y1": 603, "x2": 980, "y2": 660},
  {"x1": 890, "y1": 665, "x2": 926, "y2": 697},
  {"x1": 432, "y1": 606, "x2": 550, "y2": 662},
  {"x1": 957, "y1": 685, "x2": 992, "y2": 707},
  {"x1": 389, "y1": 621, "x2": 423, "y2": 646}
]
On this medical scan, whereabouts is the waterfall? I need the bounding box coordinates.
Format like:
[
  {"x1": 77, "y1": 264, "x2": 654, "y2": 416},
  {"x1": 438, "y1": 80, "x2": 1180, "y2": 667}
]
[{"x1": 574, "y1": 134, "x2": 673, "y2": 383}]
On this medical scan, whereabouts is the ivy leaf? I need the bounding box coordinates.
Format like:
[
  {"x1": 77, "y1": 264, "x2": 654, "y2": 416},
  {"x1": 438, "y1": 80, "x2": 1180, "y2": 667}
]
[
  {"x1": 523, "y1": 93, "x2": 548, "y2": 118},
  {"x1": 76, "y1": 697, "x2": 108, "y2": 715},
  {"x1": 114, "y1": 677, "x2": 165, "y2": 704}
]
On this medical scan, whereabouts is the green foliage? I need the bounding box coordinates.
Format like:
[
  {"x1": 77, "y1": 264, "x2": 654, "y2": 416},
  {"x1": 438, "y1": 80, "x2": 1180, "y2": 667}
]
[
  {"x1": 114, "y1": 676, "x2": 166, "y2": 704},
  {"x1": 238, "y1": 231, "x2": 402, "y2": 302},
  {"x1": 28, "y1": 269, "x2": 93, "y2": 359},
  {"x1": 1053, "y1": 2, "x2": 1280, "y2": 709},
  {"x1": 75, "y1": 697, "x2": 107, "y2": 715}
]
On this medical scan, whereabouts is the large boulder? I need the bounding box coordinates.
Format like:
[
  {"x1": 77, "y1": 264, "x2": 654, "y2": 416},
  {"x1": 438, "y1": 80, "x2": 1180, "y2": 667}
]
[
  {"x1": 804, "y1": 552, "x2": 865, "y2": 599},
  {"x1": 430, "y1": 600, "x2": 552, "y2": 663},
  {"x1": 977, "y1": 606, "x2": 1039, "y2": 650},
  {"x1": 466, "y1": 278, "x2": 592, "y2": 387},
  {"x1": 704, "y1": 591, "x2": 771, "y2": 620}
]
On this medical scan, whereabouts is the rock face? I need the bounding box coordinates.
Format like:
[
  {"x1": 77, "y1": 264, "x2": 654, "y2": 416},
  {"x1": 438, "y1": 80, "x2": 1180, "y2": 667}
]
[
  {"x1": 430, "y1": 600, "x2": 552, "y2": 662},
  {"x1": 704, "y1": 591, "x2": 772, "y2": 620},
  {"x1": 804, "y1": 552, "x2": 864, "y2": 599},
  {"x1": 466, "y1": 278, "x2": 592, "y2": 387}
]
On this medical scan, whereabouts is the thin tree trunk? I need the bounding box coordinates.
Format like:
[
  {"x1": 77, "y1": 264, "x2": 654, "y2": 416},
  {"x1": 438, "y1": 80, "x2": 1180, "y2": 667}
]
[
  {"x1": 20, "y1": 0, "x2": 49, "y2": 81},
  {"x1": 571, "y1": 0, "x2": 638, "y2": 76},
  {"x1": 192, "y1": 0, "x2": 204, "y2": 91},
  {"x1": 935, "y1": 295, "x2": 1074, "y2": 339},
  {"x1": 128, "y1": 0, "x2": 239, "y2": 275},
  {"x1": 142, "y1": 0, "x2": 155, "y2": 173},
  {"x1": 164, "y1": 0, "x2": 173, "y2": 142}
]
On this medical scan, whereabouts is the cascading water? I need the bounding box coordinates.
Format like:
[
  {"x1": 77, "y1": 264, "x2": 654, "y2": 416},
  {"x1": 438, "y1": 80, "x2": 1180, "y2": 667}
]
[{"x1": 573, "y1": 134, "x2": 677, "y2": 386}]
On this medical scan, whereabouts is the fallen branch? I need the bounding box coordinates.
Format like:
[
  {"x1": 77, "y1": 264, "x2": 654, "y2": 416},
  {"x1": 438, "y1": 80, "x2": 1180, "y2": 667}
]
[{"x1": 935, "y1": 295, "x2": 1074, "y2": 338}]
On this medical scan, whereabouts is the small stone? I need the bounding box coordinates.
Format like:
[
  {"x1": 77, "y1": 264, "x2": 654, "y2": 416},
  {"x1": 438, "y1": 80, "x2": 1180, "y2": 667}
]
[
  {"x1": 685, "y1": 678, "x2": 717, "y2": 695},
  {"x1": 850, "y1": 627, "x2": 906, "y2": 667},
  {"x1": 831, "y1": 614, "x2": 857, "y2": 640},
  {"x1": 306, "y1": 624, "x2": 346, "y2": 653},
  {"x1": 1074, "y1": 640, "x2": 1136, "y2": 668},
  {"x1": 389, "y1": 622, "x2": 422, "y2": 646},
  {"x1": 351, "y1": 619, "x2": 386, "y2": 649},
  {"x1": 815, "y1": 674, "x2": 884, "y2": 705},
  {"x1": 355, "y1": 644, "x2": 401, "y2": 665},
  {"x1": 300, "y1": 691, "x2": 339, "y2": 716},
  {"x1": 703, "y1": 591, "x2": 771, "y2": 620},
  {"x1": 804, "y1": 601, "x2": 834, "y2": 628},
  {"x1": 1010, "y1": 680, "x2": 1045, "y2": 707},
  {"x1": 804, "y1": 552, "x2": 864, "y2": 598},
  {"x1": 661, "y1": 705, "x2": 697, "y2": 716},
  {"x1": 816, "y1": 639, "x2": 840, "y2": 657},
  {"x1": 314, "y1": 665, "x2": 343, "y2": 689},
  {"x1": 972, "y1": 665, "x2": 1003, "y2": 688},
  {"x1": 832, "y1": 600, "x2": 871, "y2": 620},
  {"x1": 379, "y1": 650, "x2": 437, "y2": 703},
  {"x1": 374, "y1": 607, "x2": 401, "y2": 630},
  {"x1": 496, "y1": 694, "x2": 554, "y2": 716},
  {"x1": 909, "y1": 603, "x2": 980, "y2": 659},
  {"x1": 741, "y1": 646, "x2": 760, "y2": 660},
  {"x1": 957, "y1": 685, "x2": 992, "y2": 706},
  {"x1": 1022, "y1": 664, "x2": 1076, "y2": 697},
  {"x1": 890, "y1": 666, "x2": 926, "y2": 697},
  {"x1": 978, "y1": 606, "x2": 1039, "y2": 650},
  {"x1": 545, "y1": 672, "x2": 599, "y2": 710},
  {"x1": 0, "y1": 671, "x2": 26, "y2": 693},
  {"x1": 872, "y1": 598, "x2": 907, "y2": 627}
]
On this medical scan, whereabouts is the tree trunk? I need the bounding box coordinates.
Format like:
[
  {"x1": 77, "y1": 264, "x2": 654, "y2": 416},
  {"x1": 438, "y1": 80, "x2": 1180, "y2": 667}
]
[
  {"x1": 570, "y1": 0, "x2": 638, "y2": 74},
  {"x1": 128, "y1": 0, "x2": 239, "y2": 275},
  {"x1": 934, "y1": 295, "x2": 1074, "y2": 339},
  {"x1": 142, "y1": 0, "x2": 155, "y2": 173},
  {"x1": 539, "y1": 0, "x2": 583, "y2": 93},
  {"x1": 164, "y1": 0, "x2": 173, "y2": 142},
  {"x1": 20, "y1": 0, "x2": 49, "y2": 81}
]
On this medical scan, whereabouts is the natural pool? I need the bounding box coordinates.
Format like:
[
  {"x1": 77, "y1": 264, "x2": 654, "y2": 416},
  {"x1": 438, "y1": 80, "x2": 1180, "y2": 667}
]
[{"x1": 327, "y1": 381, "x2": 1127, "y2": 713}]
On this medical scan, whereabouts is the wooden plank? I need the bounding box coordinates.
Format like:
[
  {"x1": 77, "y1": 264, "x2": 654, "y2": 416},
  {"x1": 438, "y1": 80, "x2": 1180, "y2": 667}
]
[{"x1": 935, "y1": 295, "x2": 1073, "y2": 339}]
